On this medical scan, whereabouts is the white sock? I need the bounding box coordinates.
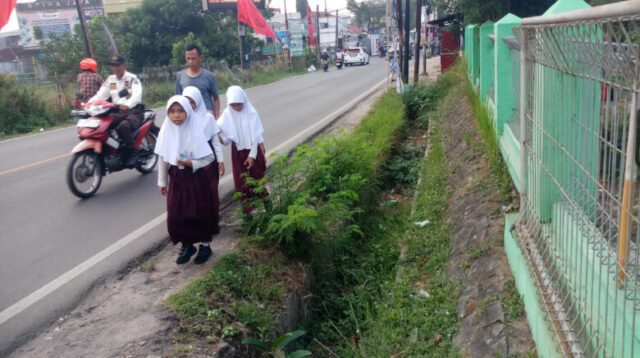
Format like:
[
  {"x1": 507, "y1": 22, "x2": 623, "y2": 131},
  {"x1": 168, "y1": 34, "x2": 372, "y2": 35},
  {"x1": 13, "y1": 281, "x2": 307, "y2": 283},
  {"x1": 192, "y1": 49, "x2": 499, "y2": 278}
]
[{"x1": 201, "y1": 243, "x2": 210, "y2": 247}]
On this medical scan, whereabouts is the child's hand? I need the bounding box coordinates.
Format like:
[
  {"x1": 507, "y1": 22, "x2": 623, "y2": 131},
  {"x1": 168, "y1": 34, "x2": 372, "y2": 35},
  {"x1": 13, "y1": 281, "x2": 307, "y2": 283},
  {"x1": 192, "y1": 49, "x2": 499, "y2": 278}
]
[
  {"x1": 244, "y1": 157, "x2": 254, "y2": 170},
  {"x1": 218, "y1": 162, "x2": 225, "y2": 176},
  {"x1": 176, "y1": 158, "x2": 192, "y2": 167},
  {"x1": 159, "y1": 186, "x2": 168, "y2": 196}
]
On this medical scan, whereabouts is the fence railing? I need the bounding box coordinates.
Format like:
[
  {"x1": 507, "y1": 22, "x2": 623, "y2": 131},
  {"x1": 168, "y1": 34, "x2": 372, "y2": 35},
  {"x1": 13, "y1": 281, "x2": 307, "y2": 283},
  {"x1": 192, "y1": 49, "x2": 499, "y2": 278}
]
[{"x1": 466, "y1": 0, "x2": 640, "y2": 356}]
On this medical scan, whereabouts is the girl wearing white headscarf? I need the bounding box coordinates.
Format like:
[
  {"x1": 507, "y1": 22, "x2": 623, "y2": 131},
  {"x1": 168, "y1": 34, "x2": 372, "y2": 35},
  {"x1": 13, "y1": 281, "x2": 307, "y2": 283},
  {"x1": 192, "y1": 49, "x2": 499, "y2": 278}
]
[
  {"x1": 182, "y1": 86, "x2": 225, "y2": 176},
  {"x1": 154, "y1": 95, "x2": 221, "y2": 265},
  {"x1": 217, "y1": 86, "x2": 267, "y2": 212}
]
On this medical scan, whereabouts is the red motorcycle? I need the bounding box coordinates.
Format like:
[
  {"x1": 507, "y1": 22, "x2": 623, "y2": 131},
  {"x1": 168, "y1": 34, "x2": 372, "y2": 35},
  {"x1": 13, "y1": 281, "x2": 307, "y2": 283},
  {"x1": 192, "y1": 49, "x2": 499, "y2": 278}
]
[{"x1": 67, "y1": 100, "x2": 158, "y2": 198}]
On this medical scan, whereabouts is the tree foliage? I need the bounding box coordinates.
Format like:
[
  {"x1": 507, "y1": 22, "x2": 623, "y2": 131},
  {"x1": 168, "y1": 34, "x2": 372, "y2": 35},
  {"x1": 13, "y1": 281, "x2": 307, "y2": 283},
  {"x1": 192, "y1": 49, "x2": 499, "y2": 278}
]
[
  {"x1": 431, "y1": 0, "x2": 621, "y2": 25},
  {"x1": 296, "y1": 0, "x2": 307, "y2": 15},
  {"x1": 38, "y1": 0, "x2": 274, "y2": 75},
  {"x1": 347, "y1": 0, "x2": 386, "y2": 30},
  {"x1": 38, "y1": 15, "x2": 119, "y2": 78}
]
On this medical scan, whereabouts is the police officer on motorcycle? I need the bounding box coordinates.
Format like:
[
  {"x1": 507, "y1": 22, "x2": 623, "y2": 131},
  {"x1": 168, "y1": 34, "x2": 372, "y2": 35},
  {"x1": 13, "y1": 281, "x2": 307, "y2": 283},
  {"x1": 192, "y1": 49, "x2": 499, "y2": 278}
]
[{"x1": 89, "y1": 54, "x2": 143, "y2": 167}]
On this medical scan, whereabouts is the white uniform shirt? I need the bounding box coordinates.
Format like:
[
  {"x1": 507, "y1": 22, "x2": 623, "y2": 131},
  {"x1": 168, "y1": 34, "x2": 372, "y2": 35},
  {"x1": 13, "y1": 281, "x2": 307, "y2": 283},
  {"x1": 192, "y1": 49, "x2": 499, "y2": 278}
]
[{"x1": 89, "y1": 71, "x2": 142, "y2": 108}]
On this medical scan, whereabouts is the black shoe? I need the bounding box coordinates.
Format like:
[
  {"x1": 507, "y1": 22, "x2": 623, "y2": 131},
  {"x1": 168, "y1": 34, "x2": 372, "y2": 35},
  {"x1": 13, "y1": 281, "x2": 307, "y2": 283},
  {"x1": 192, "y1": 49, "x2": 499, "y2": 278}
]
[
  {"x1": 176, "y1": 245, "x2": 196, "y2": 265},
  {"x1": 193, "y1": 245, "x2": 212, "y2": 265}
]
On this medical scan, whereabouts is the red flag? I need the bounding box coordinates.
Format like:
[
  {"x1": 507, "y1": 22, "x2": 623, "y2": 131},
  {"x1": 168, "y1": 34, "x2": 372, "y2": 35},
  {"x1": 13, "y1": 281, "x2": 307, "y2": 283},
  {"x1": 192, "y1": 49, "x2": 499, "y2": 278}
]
[
  {"x1": 237, "y1": 0, "x2": 277, "y2": 39},
  {"x1": 0, "y1": 0, "x2": 16, "y2": 32},
  {"x1": 306, "y1": 3, "x2": 316, "y2": 47}
]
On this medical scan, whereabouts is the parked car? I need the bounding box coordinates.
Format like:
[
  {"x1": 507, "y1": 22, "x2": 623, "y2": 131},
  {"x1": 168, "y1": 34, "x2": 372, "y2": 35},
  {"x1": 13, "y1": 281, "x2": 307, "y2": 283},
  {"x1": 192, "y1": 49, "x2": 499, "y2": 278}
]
[{"x1": 344, "y1": 47, "x2": 370, "y2": 66}]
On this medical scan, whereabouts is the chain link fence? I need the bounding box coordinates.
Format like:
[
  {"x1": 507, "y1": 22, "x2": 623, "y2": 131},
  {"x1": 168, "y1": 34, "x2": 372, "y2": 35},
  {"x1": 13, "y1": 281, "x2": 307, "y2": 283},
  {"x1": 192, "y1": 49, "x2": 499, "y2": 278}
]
[{"x1": 513, "y1": 2, "x2": 640, "y2": 356}]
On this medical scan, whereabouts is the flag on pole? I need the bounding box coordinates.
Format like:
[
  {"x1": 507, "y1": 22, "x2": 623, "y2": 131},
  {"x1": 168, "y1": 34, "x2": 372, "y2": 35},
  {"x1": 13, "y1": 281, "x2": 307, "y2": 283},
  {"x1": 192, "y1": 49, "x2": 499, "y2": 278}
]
[
  {"x1": 237, "y1": 0, "x2": 277, "y2": 39},
  {"x1": 0, "y1": 0, "x2": 16, "y2": 32},
  {"x1": 306, "y1": 2, "x2": 316, "y2": 47}
]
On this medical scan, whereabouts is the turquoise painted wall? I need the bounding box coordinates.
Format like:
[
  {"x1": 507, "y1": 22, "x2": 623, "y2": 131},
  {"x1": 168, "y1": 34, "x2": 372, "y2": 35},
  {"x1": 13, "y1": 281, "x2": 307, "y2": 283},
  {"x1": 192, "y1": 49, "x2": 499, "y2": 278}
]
[
  {"x1": 531, "y1": 0, "x2": 593, "y2": 223},
  {"x1": 467, "y1": 0, "x2": 640, "y2": 356},
  {"x1": 493, "y1": 14, "x2": 521, "y2": 136},
  {"x1": 479, "y1": 21, "x2": 495, "y2": 101},
  {"x1": 472, "y1": 26, "x2": 480, "y2": 87}
]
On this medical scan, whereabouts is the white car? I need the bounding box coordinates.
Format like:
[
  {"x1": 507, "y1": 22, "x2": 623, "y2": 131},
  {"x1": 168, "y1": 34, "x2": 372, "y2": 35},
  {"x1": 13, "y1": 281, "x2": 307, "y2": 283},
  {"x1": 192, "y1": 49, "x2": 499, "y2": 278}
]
[{"x1": 344, "y1": 47, "x2": 370, "y2": 66}]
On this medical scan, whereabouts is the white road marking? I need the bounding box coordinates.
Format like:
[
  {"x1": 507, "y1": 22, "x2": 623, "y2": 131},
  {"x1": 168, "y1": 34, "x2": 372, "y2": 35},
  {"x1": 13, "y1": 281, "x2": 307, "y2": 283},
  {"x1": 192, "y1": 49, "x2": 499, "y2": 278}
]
[{"x1": 0, "y1": 78, "x2": 386, "y2": 326}]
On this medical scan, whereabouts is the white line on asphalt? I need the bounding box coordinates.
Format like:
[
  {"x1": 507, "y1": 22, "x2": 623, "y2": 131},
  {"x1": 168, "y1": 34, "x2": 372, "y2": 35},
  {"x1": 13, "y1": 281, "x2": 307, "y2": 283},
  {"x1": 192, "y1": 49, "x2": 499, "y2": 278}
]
[
  {"x1": 0, "y1": 213, "x2": 165, "y2": 326},
  {"x1": 0, "y1": 126, "x2": 75, "y2": 144},
  {"x1": 0, "y1": 78, "x2": 387, "y2": 327}
]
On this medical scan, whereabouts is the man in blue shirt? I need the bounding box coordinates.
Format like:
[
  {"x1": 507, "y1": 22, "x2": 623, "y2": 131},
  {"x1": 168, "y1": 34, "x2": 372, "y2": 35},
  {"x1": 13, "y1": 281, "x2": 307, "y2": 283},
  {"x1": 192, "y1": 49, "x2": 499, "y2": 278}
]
[{"x1": 175, "y1": 44, "x2": 220, "y2": 119}]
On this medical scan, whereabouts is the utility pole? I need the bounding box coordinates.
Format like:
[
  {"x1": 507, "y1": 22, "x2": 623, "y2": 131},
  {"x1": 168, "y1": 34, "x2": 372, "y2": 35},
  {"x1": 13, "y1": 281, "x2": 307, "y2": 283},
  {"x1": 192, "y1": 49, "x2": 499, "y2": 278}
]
[
  {"x1": 335, "y1": 9, "x2": 339, "y2": 50},
  {"x1": 403, "y1": 0, "x2": 410, "y2": 83},
  {"x1": 423, "y1": 2, "x2": 429, "y2": 75},
  {"x1": 397, "y1": 0, "x2": 403, "y2": 78},
  {"x1": 385, "y1": 0, "x2": 391, "y2": 87},
  {"x1": 413, "y1": 0, "x2": 422, "y2": 84},
  {"x1": 284, "y1": 0, "x2": 291, "y2": 66},
  {"x1": 75, "y1": 0, "x2": 93, "y2": 58},
  {"x1": 316, "y1": 5, "x2": 321, "y2": 58}
]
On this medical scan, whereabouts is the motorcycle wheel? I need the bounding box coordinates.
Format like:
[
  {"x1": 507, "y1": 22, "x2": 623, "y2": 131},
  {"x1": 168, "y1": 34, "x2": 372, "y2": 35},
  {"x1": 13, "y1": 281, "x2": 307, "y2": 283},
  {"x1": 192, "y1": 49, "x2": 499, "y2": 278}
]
[
  {"x1": 67, "y1": 150, "x2": 103, "y2": 198},
  {"x1": 136, "y1": 132, "x2": 158, "y2": 174}
]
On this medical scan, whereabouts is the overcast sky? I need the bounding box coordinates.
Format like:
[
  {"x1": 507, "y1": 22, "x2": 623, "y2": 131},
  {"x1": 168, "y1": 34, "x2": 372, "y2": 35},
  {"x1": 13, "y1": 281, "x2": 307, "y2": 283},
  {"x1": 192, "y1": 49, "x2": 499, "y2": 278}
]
[{"x1": 1, "y1": 0, "x2": 354, "y2": 34}]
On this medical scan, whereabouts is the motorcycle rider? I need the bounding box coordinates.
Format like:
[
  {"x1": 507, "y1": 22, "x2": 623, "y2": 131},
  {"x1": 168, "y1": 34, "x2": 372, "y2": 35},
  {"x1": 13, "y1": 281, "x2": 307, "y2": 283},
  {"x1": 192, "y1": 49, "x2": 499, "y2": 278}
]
[
  {"x1": 321, "y1": 50, "x2": 329, "y2": 71},
  {"x1": 335, "y1": 48, "x2": 343, "y2": 69},
  {"x1": 89, "y1": 54, "x2": 143, "y2": 167},
  {"x1": 77, "y1": 58, "x2": 103, "y2": 101}
]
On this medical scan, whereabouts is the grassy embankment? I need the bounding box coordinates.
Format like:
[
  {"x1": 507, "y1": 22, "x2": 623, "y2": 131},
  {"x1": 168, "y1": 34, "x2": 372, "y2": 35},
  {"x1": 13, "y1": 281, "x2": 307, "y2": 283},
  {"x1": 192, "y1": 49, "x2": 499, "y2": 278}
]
[
  {"x1": 164, "y1": 65, "x2": 469, "y2": 357},
  {"x1": 0, "y1": 64, "x2": 306, "y2": 138}
]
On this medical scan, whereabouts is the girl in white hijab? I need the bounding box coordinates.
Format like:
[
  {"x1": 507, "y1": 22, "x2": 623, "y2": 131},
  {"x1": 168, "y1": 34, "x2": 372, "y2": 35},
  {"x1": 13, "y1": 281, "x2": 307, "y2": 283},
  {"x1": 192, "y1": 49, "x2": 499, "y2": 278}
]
[
  {"x1": 182, "y1": 86, "x2": 224, "y2": 176},
  {"x1": 217, "y1": 86, "x2": 267, "y2": 212},
  {"x1": 154, "y1": 95, "x2": 222, "y2": 265}
]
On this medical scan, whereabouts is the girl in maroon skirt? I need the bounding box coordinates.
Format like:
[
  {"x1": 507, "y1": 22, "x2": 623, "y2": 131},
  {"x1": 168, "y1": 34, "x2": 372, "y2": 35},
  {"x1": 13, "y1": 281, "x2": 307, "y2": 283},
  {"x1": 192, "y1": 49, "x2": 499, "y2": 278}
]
[
  {"x1": 217, "y1": 86, "x2": 267, "y2": 212},
  {"x1": 155, "y1": 95, "x2": 224, "y2": 264}
]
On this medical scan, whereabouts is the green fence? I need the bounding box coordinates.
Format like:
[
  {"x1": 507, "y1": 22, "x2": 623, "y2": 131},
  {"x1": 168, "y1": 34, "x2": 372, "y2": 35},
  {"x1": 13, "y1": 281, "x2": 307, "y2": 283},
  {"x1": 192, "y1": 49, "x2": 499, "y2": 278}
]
[{"x1": 464, "y1": 0, "x2": 640, "y2": 356}]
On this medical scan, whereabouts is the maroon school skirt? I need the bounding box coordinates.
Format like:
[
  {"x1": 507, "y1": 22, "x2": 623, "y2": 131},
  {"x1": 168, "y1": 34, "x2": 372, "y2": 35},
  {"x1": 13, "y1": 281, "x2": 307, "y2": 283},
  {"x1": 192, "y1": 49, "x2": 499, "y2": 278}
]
[
  {"x1": 167, "y1": 162, "x2": 220, "y2": 245},
  {"x1": 231, "y1": 142, "x2": 268, "y2": 202}
]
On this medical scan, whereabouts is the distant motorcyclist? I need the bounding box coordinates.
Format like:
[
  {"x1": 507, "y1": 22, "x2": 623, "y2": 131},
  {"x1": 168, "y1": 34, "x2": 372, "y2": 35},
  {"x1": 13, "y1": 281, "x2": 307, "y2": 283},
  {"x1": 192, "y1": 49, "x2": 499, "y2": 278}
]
[
  {"x1": 77, "y1": 58, "x2": 103, "y2": 101},
  {"x1": 335, "y1": 49, "x2": 343, "y2": 69},
  {"x1": 88, "y1": 54, "x2": 143, "y2": 166},
  {"x1": 321, "y1": 50, "x2": 329, "y2": 62},
  {"x1": 321, "y1": 50, "x2": 329, "y2": 72}
]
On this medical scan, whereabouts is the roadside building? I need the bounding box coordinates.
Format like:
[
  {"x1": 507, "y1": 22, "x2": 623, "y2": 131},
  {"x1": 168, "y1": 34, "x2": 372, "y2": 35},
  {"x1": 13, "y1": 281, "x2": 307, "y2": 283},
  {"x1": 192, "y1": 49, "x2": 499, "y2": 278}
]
[{"x1": 0, "y1": 0, "x2": 105, "y2": 80}]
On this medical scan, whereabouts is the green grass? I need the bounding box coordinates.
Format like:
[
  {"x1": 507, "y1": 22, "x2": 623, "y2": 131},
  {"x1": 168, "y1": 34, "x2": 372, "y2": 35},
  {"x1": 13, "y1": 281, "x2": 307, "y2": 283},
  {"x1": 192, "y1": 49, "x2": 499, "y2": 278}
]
[
  {"x1": 164, "y1": 252, "x2": 291, "y2": 343},
  {"x1": 462, "y1": 57, "x2": 512, "y2": 202},
  {"x1": 501, "y1": 279, "x2": 525, "y2": 323},
  {"x1": 352, "y1": 64, "x2": 468, "y2": 358}
]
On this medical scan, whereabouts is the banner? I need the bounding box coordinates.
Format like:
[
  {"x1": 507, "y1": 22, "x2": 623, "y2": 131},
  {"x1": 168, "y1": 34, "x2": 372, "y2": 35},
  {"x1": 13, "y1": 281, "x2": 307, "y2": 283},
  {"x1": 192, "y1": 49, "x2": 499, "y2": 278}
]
[
  {"x1": 18, "y1": 8, "x2": 104, "y2": 48},
  {"x1": 0, "y1": 0, "x2": 16, "y2": 32},
  {"x1": 287, "y1": 16, "x2": 304, "y2": 57},
  {"x1": 237, "y1": 0, "x2": 276, "y2": 39},
  {"x1": 305, "y1": 3, "x2": 315, "y2": 47}
]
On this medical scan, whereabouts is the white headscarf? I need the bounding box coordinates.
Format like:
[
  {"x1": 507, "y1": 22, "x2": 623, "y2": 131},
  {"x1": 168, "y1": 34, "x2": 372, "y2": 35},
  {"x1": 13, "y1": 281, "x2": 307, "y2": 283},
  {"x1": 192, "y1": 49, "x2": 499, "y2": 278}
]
[
  {"x1": 154, "y1": 95, "x2": 213, "y2": 166},
  {"x1": 217, "y1": 86, "x2": 264, "y2": 148},
  {"x1": 182, "y1": 86, "x2": 220, "y2": 139}
]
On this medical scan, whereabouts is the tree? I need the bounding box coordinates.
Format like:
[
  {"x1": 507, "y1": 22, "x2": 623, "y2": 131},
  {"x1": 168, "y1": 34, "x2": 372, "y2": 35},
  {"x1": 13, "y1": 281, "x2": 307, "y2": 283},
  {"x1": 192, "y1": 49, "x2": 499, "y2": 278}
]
[
  {"x1": 296, "y1": 0, "x2": 307, "y2": 15},
  {"x1": 432, "y1": 0, "x2": 619, "y2": 25},
  {"x1": 38, "y1": 15, "x2": 120, "y2": 78},
  {"x1": 347, "y1": 0, "x2": 386, "y2": 30},
  {"x1": 116, "y1": 0, "x2": 208, "y2": 70}
]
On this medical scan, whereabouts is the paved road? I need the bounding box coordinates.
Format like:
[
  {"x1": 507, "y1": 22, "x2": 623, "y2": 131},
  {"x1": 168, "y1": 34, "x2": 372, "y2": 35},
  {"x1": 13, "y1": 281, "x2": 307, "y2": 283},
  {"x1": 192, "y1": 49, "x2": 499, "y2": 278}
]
[{"x1": 0, "y1": 58, "x2": 386, "y2": 352}]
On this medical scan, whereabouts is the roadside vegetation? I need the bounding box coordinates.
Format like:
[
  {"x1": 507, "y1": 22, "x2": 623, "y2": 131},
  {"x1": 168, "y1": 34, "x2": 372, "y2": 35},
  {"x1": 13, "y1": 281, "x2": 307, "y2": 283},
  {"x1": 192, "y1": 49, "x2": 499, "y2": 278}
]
[
  {"x1": 163, "y1": 63, "x2": 472, "y2": 357},
  {"x1": 0, "y1": 63, "x2": 308, "y2": 138}
]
